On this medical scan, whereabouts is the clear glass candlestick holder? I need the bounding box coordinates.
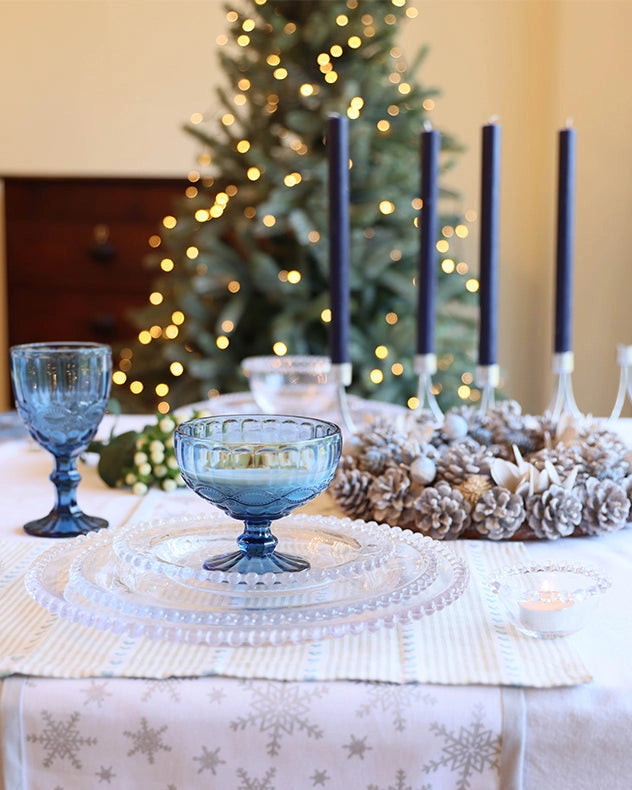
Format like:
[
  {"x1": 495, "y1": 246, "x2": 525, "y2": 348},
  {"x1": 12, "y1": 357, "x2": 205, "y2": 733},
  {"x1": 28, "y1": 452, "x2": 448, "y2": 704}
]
[
  {"x1": 414, "y1": 353, "x2": 443, "y2": 422},
  {"x1": 174, "y1": 414, "x2": 342, "y2": 574},
  {"x1": 476, "y1": 363, "x2": 500, "y2": 413},
  {"x1": 10, "y1": 342, "x2": 112, "y2": 538},
  {"x1": 609, "y1": 344, "x2": 632, "y2": 420},
  {"x1": 547, "y1": 351, "x2": 581, "y2": 420}
]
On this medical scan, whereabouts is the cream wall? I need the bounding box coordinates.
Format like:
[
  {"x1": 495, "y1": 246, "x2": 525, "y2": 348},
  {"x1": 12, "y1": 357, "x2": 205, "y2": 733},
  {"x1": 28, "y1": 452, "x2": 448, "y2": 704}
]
[{"x1": 1, "y1": 0, "x2": 630, "y2": 416}]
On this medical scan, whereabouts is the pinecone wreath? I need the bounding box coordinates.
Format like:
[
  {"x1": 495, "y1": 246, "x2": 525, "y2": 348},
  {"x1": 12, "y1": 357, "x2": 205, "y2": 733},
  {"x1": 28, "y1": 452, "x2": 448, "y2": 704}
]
[{"x1": 328, "y1": 399, "x2": 632, "y2": 542}]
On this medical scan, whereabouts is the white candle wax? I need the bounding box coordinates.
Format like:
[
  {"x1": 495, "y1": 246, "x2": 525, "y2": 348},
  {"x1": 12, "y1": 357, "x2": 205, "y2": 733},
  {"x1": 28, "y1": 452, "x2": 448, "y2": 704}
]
[
  {"x1": 201, "y1": 466, "x2": 306, "y2": 489},
  {"x1": 518, "y1": 596, "x2": 574, "y2": 634}
]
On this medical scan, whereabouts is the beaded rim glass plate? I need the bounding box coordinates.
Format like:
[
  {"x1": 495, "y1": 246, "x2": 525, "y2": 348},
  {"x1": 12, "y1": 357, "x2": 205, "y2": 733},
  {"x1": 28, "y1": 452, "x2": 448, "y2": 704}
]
[
  {"x1": 112, "y1": 513, "x2": 397, "y2": 587},
  {"x1": 24, "y1": 515, "x2": 469, "y2": 647}
]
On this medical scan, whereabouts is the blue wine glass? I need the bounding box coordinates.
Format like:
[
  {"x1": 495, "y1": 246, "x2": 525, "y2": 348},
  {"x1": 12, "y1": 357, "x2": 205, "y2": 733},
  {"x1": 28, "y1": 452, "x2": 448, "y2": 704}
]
[
  {"x1": 174, "y1": 414, "x2": 342, "y2": 573},
  {"x1": 10, "y1": 342, "x2": 112, "y2": 538}
]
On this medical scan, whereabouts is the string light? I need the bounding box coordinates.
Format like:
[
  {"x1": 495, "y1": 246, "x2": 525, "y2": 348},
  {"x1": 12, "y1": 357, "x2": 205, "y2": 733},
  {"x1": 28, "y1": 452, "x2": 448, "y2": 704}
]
[
  {"x1": 375, "y1": 345, "x2": 388, "y2": 359},
  {"x1": 273, "y1": 342, "x2": 288, "y2": 356}
]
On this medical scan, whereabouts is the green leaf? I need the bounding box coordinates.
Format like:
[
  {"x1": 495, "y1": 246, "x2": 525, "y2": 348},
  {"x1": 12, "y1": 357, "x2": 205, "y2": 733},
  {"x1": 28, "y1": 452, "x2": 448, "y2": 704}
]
[{"x1": 96, "y1": 430, "x2": 139, "y2": 488}]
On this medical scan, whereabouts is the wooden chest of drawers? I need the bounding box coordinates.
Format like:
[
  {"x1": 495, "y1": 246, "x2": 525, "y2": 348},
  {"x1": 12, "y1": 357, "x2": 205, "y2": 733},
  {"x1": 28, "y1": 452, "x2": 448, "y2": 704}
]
[{"x1": 3, "y1": 176, "x2": 186, "y2": 348}]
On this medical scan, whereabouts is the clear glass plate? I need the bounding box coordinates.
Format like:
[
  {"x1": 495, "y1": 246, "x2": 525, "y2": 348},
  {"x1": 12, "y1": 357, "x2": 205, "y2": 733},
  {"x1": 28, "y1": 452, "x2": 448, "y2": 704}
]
[
  {"x1": 112, "y1": 513, "x2": 397, "y2": 587},
  {"x1": 25, "y1": 515, "x2": 469, "y2": 647}
]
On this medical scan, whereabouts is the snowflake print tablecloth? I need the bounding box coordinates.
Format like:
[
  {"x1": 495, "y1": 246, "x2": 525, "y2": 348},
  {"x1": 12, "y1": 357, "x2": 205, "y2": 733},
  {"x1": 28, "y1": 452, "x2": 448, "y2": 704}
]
[{"x1": 2, "y1": 675, "x2": 512, "y2": 790}]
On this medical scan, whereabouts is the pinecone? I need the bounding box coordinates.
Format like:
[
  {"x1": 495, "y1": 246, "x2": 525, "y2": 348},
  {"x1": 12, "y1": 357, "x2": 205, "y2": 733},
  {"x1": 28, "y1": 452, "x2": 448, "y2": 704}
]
[
  {"x1": 525, "y1": 484, "x2": 582, "y2": 539},
  {"x1": 356, "y1": 420, "x2": 420, "y2": 474},
  {"x1": 367, "y1": 465, "x2": 411, "y2": 525},
  {"x1": 329, "y1": 459, "x2": 374, "y2": 521},
  {"x1": 457, "y1": 474, "x2": 492, "y2": 507},
  {"x1": 571, "y1": 431, "x2": 631, "y2": 483},
  {"x1": 577, "y1": 477, "x2": 631, "y2": 536},
  {"x1": 435, "y1": 438, "x2": 492, "y2": 485},
  {"x1": 528, "y1": 446, "x2": 578, "y2": 480},
  {"x1": 471, "y1": 486, "x2": 526, "y2": 540},
  {"x1": 409, "y1": 480, "x2": 471, "y2": 539}
]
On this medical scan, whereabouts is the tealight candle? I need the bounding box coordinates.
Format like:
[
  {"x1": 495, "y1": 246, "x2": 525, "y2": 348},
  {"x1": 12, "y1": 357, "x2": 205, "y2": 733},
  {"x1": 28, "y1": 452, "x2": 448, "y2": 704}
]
[{"x1": 518, "y1": 595, "x2": 574, "y2": 634}]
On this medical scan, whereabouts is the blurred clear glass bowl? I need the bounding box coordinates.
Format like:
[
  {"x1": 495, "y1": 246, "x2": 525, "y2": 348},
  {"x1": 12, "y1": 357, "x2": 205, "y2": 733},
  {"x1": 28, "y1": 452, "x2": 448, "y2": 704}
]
[{"x1": 241, "y1": 355, "x2": 338, "y2": 417}]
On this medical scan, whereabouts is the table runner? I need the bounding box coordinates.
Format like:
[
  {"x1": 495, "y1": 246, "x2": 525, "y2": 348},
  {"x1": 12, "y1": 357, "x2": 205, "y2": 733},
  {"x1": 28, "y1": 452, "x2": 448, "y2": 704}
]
[{"x1": 0, "y1": 490, "x2": 590, "y2": 687}]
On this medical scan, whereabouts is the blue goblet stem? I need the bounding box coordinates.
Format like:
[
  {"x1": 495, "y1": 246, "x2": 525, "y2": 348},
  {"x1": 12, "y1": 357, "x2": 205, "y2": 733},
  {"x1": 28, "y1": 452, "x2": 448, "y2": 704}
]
[
  {"x1": 237, "y1": 519, "x2": 278, "y2": 558},
  {"x1": 22, "y1": 454, "x2": 109, "y2": 538},
  {"x1": 50, "y1": 455, "x2": 83, "y2": 518}
]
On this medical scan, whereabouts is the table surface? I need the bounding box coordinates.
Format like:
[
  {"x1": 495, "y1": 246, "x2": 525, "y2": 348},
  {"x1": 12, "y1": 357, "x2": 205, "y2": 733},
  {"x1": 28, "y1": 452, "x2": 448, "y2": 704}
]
[{"x1": 1, "y1": 410, "x2": 631, "y2": 790}]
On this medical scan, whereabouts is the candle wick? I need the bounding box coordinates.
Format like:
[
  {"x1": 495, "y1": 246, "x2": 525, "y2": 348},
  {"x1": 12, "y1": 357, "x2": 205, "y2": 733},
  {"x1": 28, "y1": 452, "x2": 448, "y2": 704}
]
[
  {"x1": 423, "y1": 120, "x2": 433, "y2": 131},
  {"x1": 487, "y1": 114, "x2": 500, "y2": 124},
  {"x1": 565, "y1": 116, "x2": 574, "y2": 128}
]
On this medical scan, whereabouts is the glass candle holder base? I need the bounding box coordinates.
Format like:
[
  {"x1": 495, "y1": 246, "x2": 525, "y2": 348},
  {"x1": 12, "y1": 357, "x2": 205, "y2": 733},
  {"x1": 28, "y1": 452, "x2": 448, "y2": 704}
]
[
  {"x1": 414, "y1": 354, "x2": 443, "y2": 421},
  {"x1": 476, "y1": 364, "x2": 500, "y2": 412},
  {"x1": 547, "y1": 351, "x2": 581, "y2": 420},
  {"x1": 609, "y1": 344, "x2": 632, "y2": 420}
]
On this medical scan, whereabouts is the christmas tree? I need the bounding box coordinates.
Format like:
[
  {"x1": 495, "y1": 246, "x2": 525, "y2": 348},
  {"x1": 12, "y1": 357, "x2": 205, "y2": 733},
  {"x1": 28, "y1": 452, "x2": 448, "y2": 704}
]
[{"x1": 113, "y1": 0, "x2": 477, "y2": 415}]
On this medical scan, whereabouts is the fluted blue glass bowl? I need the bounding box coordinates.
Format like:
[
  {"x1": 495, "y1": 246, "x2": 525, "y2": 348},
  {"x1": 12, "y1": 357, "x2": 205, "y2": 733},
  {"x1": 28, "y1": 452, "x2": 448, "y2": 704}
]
[
  {"x1": 10, "y1": 342, "x2": 112, "y2": 537},
  {"x1": 174, "y1": 414, "x2": 342, "y2": 574}
]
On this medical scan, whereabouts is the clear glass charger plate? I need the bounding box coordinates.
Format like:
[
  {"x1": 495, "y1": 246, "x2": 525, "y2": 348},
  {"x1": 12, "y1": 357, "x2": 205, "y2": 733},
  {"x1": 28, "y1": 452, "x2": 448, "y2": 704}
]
[
  {"x1": 112, "y1": 512, "x2": 397, "y2": 587},
  {"x1": 25, "y1": 514, "x2": 469, "y2": 647}
]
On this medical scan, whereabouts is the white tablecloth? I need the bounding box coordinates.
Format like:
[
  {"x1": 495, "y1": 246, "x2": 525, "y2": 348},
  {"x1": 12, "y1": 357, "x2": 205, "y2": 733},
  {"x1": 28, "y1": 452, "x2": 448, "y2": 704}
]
[{"x1": 0, "y1": 414, "x2": 631, "y2": 789}]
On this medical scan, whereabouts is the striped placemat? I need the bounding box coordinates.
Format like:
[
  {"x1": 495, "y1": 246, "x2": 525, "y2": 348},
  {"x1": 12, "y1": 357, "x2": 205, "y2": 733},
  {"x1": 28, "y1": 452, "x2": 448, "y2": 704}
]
[{"x1": 0, "y1": 520, "x2": 590, "y2": 687}]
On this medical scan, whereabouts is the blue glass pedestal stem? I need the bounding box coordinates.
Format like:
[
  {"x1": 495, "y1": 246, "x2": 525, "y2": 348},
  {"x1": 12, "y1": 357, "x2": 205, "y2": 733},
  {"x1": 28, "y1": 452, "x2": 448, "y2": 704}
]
[
  {"x1": 24, "y1": 455, "x2": 109, "y2": 538},
  {"x1": 203, "y1": 518, "x2": 309, "y2": 573}
]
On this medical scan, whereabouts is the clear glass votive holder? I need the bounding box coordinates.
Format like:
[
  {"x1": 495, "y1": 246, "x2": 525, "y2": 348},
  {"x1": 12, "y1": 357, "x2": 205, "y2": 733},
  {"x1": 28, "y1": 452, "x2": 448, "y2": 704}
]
[
  {"x1": 489, "y1": 562, "x2": 611, "y2": 638},
  {"x1": 241, "y1": 355, "x2": 338, "y2": 417}
]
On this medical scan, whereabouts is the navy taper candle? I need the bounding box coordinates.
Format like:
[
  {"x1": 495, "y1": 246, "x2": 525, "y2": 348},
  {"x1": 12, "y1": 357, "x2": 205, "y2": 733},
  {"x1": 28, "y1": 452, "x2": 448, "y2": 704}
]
[
  {"x1": 417, "y1": 126, "x2": 440, "y2": 355},
  {"x1": 478, "y1": 122, "x2": 501, "y2": 367},
  {"x1": 554, "y1": 126, "x2": 576, "y2": 354},
  {"x1": 327, "y1": 113, "x2": 351, "y2": 365}
]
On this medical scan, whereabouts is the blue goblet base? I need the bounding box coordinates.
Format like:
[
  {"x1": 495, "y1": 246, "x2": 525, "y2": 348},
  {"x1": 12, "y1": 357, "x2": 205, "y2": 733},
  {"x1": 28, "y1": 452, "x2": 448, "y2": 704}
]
[
  {"x1": 203, "y1": 549, "x2": 310, "y2": 574},
  {"x1": 24, "y1": 510, "x2": 109, "y2": 539}
]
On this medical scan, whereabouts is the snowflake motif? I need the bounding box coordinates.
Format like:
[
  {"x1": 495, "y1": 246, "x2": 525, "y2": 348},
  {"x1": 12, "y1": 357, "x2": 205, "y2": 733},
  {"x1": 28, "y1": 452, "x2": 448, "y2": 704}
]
[
  {"x1": 311, "y1": 768, "x2": 330, "y2": 785},
  {"x1": 236, "y1": 766, "x2": 276, "y2": 790},
  {"x1": 343, "y1": 734, "x2": 372, "y2": 760},
  {"x1": 26, "y1": 710, "x2": 97, "y2": 769},
  {"x1": 123, "y1": 717, "x2": 172, "y2": 764},
  {"x1": 141, "y1": 678, "x2": 183, "y2": 703},
  {"x1": 193, "y1": 744, "x2": 225, "y2": 775},
  {"x1": 368, "y1": 768, "x2": 431, "y2": 790},
  {"x1": 422, "y1": 704, "x2": 500, "y2": 790},
  {"x1": 208, "y1": 687, "x2": 227, "y2": 705},
  {"x1": 355, "y1": 683, "x2": 437, "y2": 732},
  {"x1": 95, "y1": 765, "x2": 116, "y2": 783},
  {"x1": 230, "y1": 681, "x2": 327, "y2": 757},
  {"x1": 81, "y1": 680, "x2": 112, "y2": 708}
]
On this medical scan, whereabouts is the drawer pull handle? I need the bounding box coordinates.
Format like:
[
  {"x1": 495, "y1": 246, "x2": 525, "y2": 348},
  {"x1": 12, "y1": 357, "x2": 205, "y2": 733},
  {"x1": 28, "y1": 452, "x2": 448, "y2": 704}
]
[{"x1": 89, "y1": 224, "x2": 116, "y2": 263}]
